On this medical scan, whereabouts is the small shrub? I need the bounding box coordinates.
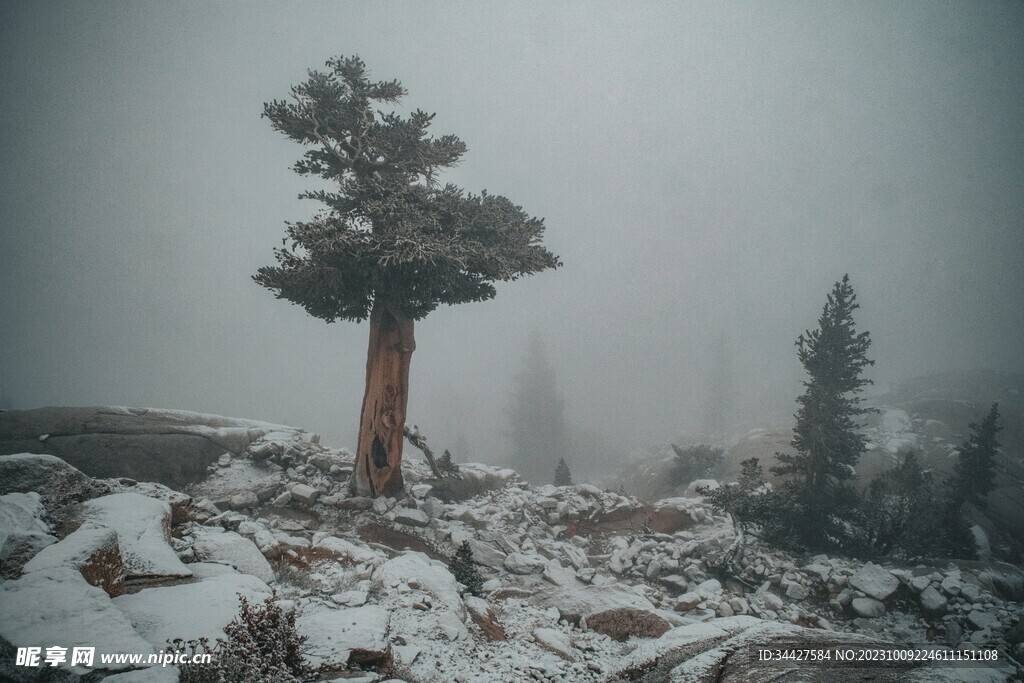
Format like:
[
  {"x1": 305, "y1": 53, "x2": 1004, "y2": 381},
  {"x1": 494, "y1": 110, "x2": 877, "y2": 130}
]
[
  {"x1": 449, "y1": 541, "x2": 483, "y2": 596},
  {"x1": 168, "y1": 593, "x2": 310, "y2": 683}
]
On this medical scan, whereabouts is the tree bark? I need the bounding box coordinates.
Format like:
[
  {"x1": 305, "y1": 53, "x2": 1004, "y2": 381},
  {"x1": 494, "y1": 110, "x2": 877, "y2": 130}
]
[{"x1": 351, "y1": 302, "x2": 415, "y2": 498}]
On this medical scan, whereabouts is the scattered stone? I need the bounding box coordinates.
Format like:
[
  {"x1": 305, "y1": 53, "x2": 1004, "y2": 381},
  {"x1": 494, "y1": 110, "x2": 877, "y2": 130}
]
[
  {"x1": 504, "y1": 552, "x2": 547, "y2": 575},
  {"x1": 940, "y1": 575, "x2": 963, "y2": 597},
  {"x1": 533, "y1": 627, "x2": 575, "y2": 661},
  {"x1": 910, "y1": 575, "x2": 930, "y2": 592},
  {"x1": 393, "y1": 507, "x2": 430, "y2": 527},
  {"x1": 850, "y1": 562, "x2": 899, "y2": 601},
  {"x1": 786, "y1": 582, "x2": 809, "y2": 601},
  {"x1": 851, "y1": 597, "x2": 886, "y2": 618},
  {"x1": 966, "y1": 610, "x2": 998, "y2": 631},
  {"x1": 290, "y1": 483, "x2": 319, "y2": 506},
  {"x1": 919, "y1": 586, "x2": 947, "y2": 617},
  {"x1": 191, "y1": 528, "x2": 274, "y2": 583},
  {"x1": 338, "y1": 496, "x2": 374, "y2": 511},
  {"x1": 465, "y1": 595, "x2": 506, "y2": 641}
]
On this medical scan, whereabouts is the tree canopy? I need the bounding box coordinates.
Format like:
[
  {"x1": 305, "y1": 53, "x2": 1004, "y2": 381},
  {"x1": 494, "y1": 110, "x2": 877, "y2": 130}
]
[{"x1": 255, "y1": 56, "x2": 560, "y2": 322}]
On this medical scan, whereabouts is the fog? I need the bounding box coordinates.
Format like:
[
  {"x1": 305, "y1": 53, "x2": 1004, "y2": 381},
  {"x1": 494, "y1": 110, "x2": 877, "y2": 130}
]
[{"x1": 2, "y1": 2, "x2": 1022, "y2": 477}]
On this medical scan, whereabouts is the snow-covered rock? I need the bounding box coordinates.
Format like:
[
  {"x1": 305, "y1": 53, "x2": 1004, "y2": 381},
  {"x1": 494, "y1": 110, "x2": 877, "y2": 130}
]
[
  {"x1": 0, "y1": 567, "x2": 155, "y2": 675},
  {"x1": 81, "y1": 492, "x2": 192, "y2": 580},
  {"x1": 187, "y1": 460, "x2": 283, "y2": 509},
  {"x1": 0, "y1": 406, "x2": 312, "y2": 488},
  {"x1": 190, "y1": 527, "x2": 275, "y2": 583},
  {"x1": 0, "y1": 491, "x2": 55, "y2": 577},
  {"x1": 290, "y1": 483, "x2": 319, "y2": 506},
  {"x1": 850, "y1": 562, "x2": 899, "y2": 601},
  {"x1": 533, "y1": 627, "x2": 575, "y2": 661},
  {"x1": 297, "y1": 604, "x2": 390, "y2": 669},
  {"x1": 466, "y1": 538, "x2": 506, "y2": 569},
  {"x1": 919, "y1": 585, "x2": 947, "y2": 617},
  {"x1": 23, "y1": 523, "x2": 125, "y2": 596},
  {"x1": 851, "y1": 596, "x2": 886, "y2": 618},
  {"x1": 113, "y1": 568, "x2": 273, "y2": 646},
  {"x1": 532, "y1": 584, "x2": 672, "y2": 641},
  {"x1": 465, "y1": 595, "x2": 506, "y2": 641},
  {"x1": 314, "y1": 535, "x2": 385, "y2": 567},
  {"x1": 393, "y1": 506, "x2": 430, "y2": 527},
  {"x1": 504, "y1": 552, "x2": 547, "y2": 574},
  {"x1": 0, "y1": 453, "x2": 99, "y2": 510},
  {"x1": 375, "y1": 552, "x2": 465, "y2": 618}
]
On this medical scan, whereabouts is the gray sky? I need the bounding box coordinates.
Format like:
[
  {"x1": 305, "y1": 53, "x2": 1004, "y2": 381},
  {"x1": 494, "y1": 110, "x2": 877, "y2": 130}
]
[{"x1": 2, "y1": 1, "x2": 1022, "y2": 469}]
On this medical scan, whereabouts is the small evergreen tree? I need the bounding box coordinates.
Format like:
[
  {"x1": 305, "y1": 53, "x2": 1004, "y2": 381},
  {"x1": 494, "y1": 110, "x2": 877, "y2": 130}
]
[
  {"x1": 554, "y1": 458, "x2": 573, "y2": 486},
  {"x1": 450, "y1": 541, "x2": 483, "y2": 596},
  {"x1": 438, "y1": 449, "x2": 461, "y2": 477},
  {"x1": 771, "y1": 275, "x2": 875, "y2": 550},
  {"x1": 952, "y1": 403, "x2": 1001, "y2": 507}
]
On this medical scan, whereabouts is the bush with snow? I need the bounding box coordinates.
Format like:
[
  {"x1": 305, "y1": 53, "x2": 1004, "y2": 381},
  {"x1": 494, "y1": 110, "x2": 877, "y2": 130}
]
[{"x1": 168, "y1": 593, "x2": 309, "y2": 683}]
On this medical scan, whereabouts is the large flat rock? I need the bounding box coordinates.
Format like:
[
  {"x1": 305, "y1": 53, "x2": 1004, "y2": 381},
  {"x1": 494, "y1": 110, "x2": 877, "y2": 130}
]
[
  {"x1": 297, "y1": 604, "x2": 390, "y2": 669},
  {"x1": 0, "y1": 567, "x2": 155, "y2": 676},
  {"x1": 0, "y1": 407, "x2": 309, "y2": 488},
  {"x1": 113, "y1": 569, "x2": 273, "y2": 647}
]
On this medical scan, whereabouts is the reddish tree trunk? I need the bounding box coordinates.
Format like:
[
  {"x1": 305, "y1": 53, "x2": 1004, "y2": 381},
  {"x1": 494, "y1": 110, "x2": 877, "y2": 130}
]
[{"x1": 351, "y1": 302, "x2": 415, "y2": 498}]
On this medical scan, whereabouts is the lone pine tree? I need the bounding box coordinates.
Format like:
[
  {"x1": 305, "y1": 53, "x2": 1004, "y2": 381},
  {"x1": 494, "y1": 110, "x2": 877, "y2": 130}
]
[
  {"x1": 554, "y1": 458, "x2": 572, "y2": 486},
  {"x1": 255, "y1": 57, "x2": 560, "y2": 497},
  {"x1": 772, "y1": 275, "x2": 875, "y2": 548},
  {"x1": 953, "y1": 402, "x2": 1001, "y2": 507}
]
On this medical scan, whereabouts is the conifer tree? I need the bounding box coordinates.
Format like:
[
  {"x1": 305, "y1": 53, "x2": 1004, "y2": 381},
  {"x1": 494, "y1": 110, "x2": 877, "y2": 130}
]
[
  {"x1": 772, "y1": 275, "x2": 875, "y2": 548},
  {"x1": 953, "y1": 403, "x2": 1001, "y2": 507},
  {"x1": 450, "y1": 541, "x2": 483, "y2": 596},
  {"x1": 255, "y1": 57, "x2": 560, "y2": 497},
  {"x1": 438, "y1": 449, "x2": 460, "y2": 477},
  {"x1": 554, "y1": 458, "x2": 573, "y2": 486}
]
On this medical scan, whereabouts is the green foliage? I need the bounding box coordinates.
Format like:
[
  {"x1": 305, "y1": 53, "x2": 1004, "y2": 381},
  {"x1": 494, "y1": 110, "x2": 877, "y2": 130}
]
[
  {"x1": 450, "y1": 541, "x2": 483, "y2": 596},
  {"x1": 670, "y1": 444, "x2": 723, "y2": 487},
  {"x1": 860, "y1": 451, "x2": 976, "y2": 559},
  {"x1": 254, "y1": 55, "x2": 560, "y2": 322},
  {"x1": 554, "y1": 458, "x2": 573, "y2": 486},
  {"x1": 952, "y1": 403, "x2": 1001, "y2": 507},
  {"x1": 169, "y1": 594, "x2": 310, "y2": 683},
  {"x1": 438, "y1": 449, "x2": 461, "y2": 477},
  {"x1": 700, "y1": 458, "x2": 770, "y2": 531}
]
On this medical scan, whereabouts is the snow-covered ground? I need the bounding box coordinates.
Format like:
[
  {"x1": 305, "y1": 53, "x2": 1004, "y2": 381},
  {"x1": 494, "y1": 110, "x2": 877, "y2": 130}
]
[{"x1": 0, "y1": 413, "x2": 1021, "y2": 682}]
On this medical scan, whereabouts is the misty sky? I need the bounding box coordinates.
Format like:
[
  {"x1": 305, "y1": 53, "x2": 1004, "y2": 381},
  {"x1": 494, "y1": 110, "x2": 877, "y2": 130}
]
[{"x1": 2, "y1": 1, "x2": 1022, "y2": 470}]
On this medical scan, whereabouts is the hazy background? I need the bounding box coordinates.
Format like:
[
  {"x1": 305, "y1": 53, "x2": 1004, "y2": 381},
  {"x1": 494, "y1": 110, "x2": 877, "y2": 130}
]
[{"x1": 2, "y1": 1, "x2": 1022, "y2": 477}]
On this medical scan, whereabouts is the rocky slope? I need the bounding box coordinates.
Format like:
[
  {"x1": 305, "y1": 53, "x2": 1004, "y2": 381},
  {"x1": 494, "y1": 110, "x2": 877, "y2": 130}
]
[{"x1": 0, "y1": 408, "x2": 1021, "y2": 682}]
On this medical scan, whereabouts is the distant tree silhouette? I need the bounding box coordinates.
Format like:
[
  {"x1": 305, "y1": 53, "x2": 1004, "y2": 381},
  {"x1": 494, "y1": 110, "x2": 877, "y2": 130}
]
[
  {"x1": 952, "y1": 403, "x2": 1001, "y2": 507},
  {"x1": 554, "y1": 458, "x2": 573, "y2": 486},
  {"x1": 506, "y1": 333, "x2": 569, "y2": 484}
]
